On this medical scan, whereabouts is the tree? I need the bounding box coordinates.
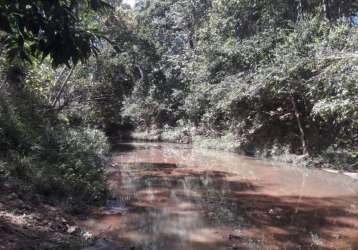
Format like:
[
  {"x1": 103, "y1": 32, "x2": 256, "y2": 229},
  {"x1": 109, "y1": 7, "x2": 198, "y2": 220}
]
[{"x1": 0, "y1": 0, "x2": 111, "y2": 67}]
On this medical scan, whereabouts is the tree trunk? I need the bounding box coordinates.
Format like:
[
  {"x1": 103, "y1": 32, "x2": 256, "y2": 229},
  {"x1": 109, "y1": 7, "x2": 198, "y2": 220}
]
[
  {"x1": 50, "y1": 66, "x2": 67, "y2": 103},
  {"x1": 323, "y1": 0, "x2": 330, "y2": 20},
  {"x1": 297, "y1": 0, "x2": 303, "y2": 21},
  {"x1": 289, "y1": 93, "x2": 308, "y2": 155},
  {"x1": 52, "y1": 66, "x2": 75, "y2": 109}
]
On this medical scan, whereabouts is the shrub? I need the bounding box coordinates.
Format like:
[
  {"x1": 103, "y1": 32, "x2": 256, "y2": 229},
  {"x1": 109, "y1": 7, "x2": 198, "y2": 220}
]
[
  {"x1": 5, "y1": 127, "x2": 110, "y2": 205},
  {"x1": 0, "y1": 62, "x2": 110, "y2": 205}
]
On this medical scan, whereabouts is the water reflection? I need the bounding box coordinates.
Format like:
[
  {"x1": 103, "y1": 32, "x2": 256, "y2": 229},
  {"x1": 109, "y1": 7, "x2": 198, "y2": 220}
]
[{"x1": 81, "y1": 143, "x2": 358, "y2": 250}]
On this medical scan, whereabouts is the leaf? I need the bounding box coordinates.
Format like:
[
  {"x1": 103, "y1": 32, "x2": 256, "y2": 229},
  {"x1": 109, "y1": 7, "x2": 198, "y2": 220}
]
[{"x1": 90, "y1": 0, "x2": 113, "y2": 11}]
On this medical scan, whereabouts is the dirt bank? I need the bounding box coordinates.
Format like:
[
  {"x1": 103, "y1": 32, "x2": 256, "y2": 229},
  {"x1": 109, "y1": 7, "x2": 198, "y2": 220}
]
[{"x1": 0, "y1": 178, "x2": 90, "y2": 250}]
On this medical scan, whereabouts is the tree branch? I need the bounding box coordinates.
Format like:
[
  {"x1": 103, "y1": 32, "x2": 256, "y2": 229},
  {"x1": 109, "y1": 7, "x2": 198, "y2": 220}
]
[{"x1": 52, "y1": 66, "x2": 75, "y2": 109}]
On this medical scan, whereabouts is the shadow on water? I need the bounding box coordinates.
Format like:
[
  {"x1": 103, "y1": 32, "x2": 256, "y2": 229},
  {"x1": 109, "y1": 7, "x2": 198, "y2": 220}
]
[
  {"x1": 82, "y1": 154, "x2": 358, "y2": 250},
  {"x1": 111, "y1": 143, "x2": 138, "y2": 153},
  {"x1": 111, "y1": 143, "x2": 170, "y2": 156}
]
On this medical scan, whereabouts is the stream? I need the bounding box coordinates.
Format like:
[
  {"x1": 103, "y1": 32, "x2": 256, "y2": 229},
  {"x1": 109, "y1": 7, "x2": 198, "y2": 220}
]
[{"x1": 80, "y1": 142, "x2": 358, "y2": 250}]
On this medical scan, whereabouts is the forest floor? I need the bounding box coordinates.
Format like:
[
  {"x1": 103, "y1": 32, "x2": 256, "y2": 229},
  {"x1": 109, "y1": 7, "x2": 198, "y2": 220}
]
[{"x1": 0, "y1": 178, "x2": 90, "y2": 250}]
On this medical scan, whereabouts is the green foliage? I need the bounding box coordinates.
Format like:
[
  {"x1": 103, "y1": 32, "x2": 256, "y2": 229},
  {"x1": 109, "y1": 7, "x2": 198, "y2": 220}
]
[
  {"x1": 118, "y1": 0, "x2": 357, "y2": 165},
  {"x1": 0, "y1": 58, "x2": 109, "y2": 205},
  {"x1": 0, "y1": 0, "x2": 111, "y2": 67},
  {"x1": 1, "y1": 0, "x2": 358, "y2": 210},
  {"x1": 31, "y1": 127, "x2": 109, "y2": 204},
  {"x1": 1, "y1": 111, "x2": 109, "y2": 204}
]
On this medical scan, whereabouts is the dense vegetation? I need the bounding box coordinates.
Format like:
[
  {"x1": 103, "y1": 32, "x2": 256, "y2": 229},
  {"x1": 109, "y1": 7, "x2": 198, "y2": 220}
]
[
  {"x1": 0, "y1": 0, "x2": 112, "y2": 207},
  {"x1": 120, "y1": 0, "x2": 358, "y2": 168},
  {"x1": 0, "y1": 0, "x2": 357, "y2": 209}
]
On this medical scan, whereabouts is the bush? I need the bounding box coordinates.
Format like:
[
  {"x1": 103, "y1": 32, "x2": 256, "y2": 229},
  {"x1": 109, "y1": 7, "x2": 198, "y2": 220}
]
[
  {"x1": 5, "y1": 127, "x2": 110, "y2": 205},
  {"x1": 0, "y1": 63, "x2": 110, "y2": 206}
]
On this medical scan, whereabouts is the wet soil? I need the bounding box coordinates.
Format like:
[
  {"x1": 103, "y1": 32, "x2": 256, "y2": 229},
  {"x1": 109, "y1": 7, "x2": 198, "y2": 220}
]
[{"x1": 81, "y1": 142, "x2": 358, "y2": 250}]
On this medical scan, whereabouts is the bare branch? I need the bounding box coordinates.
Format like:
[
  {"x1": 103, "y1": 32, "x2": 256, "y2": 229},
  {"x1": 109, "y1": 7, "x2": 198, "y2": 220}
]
[{"x1": 52, "y1": 66, "x2": 75, "y2": 109}]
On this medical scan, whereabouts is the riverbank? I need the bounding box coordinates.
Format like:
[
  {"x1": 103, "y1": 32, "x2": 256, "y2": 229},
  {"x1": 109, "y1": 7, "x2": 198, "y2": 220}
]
[
  {"x1": 129, "y1": 128, "x2": 358, "y2": 173},
  {"x1": 0, "y1": 177, "x2": 95, "y2": 250}
]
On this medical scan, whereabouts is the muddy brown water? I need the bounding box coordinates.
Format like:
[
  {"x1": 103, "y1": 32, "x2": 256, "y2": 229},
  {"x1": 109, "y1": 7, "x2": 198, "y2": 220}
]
[{"x1": 80, "y1": 143, "x2": 358, "y2": 250}]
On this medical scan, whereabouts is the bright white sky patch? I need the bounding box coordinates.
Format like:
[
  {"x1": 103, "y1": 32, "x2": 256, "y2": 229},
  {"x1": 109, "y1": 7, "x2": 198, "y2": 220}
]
[{"x1": 123, "y1": 0, "x2": 136, "y2": 8}]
